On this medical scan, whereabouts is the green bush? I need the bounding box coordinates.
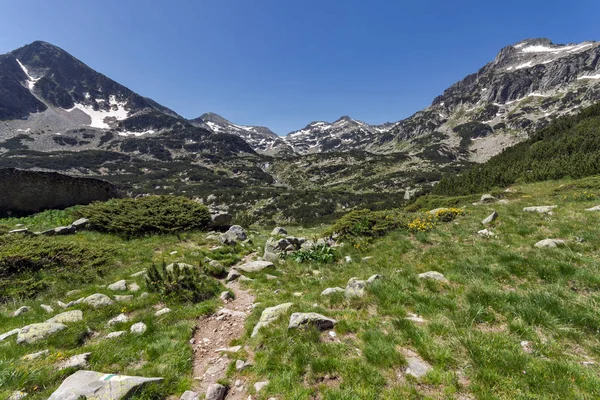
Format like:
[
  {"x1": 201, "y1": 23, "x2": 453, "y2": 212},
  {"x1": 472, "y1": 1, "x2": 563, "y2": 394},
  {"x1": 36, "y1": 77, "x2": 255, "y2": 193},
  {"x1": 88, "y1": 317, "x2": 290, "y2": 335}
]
[
  {"x1": 0, "y1": 236, "x2": 111, "y2": 301},
  {"x1": 328, "y1": 209, "x2": 411, "y2": 238},
  {"x1": 74, "y1": 196, "x2": 211, "y2": 237},
  {"x1": 289, "y1": 244, "x2": 338, "y2": 264},
  {"x1": 145, "y1": 261, "x2": 222, "y2": 303}
]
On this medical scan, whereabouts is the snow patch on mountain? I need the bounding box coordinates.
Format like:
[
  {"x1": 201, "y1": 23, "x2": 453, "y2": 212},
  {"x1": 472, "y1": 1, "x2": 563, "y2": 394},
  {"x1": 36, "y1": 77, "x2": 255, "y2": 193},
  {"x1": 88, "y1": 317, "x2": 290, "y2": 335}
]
[
  {"x1": 65, "y1": 95, "x2": 129, "y2": 129},
  {"x1": 15, "y1": 59, "x2": 41, "y2": 90}
]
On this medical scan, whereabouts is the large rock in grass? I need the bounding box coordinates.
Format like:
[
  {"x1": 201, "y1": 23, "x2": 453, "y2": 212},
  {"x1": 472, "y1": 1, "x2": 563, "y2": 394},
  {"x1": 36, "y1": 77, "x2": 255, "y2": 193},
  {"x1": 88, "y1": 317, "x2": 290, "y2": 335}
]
[
  {"x1": 220, "y1": 225, "x2": 247, "y2": 245},
  {"x1": 288, "y1": 312, "x2": 337, "y2": 330},
  {"x1": 482, "y1": 211, "x2": 498, "y2": 225},
  {"x1": 83, "y1": 294, "x2": 114, "y2": 308},
  {"x1": 534, "y1": 238, "x2": 566, "y2": 248},
  {"x1": 46, "y1": 310, "x2": 83, "y2": 324},
  {"x1": 344, "y1": 275, "x2": 382, "y2": 298},
  {"x1": 108, "y1": 280, "x2": 127, "y2": 291},
  {"x1": 236, "y1": 260, "x2": 274, "y2": 273},
  {"x1": 17, "y1": 323, "x2": 67, "y2": 344},
  {"x1": 251, "y1": 303, "x2": 293, "y2": 337},
  {"x1": 0, "y1": 328, "x2": 20, "y2": 342},
  {"x1": 523, "y1": 205, "x2": 557, "y2": 213},
  {"x1": 47, "y1": 370, "x2": 162, "y2": 400},
  {"x1": 418, "y1": 271, "x2": 448, "y2": 283},
  {"x1": 205, "y1": 383, "x2": 226, "y2": 400}
]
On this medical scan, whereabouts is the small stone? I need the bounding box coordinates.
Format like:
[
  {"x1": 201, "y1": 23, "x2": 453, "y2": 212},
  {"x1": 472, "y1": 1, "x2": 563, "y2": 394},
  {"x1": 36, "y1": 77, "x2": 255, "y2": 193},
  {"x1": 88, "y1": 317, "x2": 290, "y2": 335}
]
[
  {"x1": 362, "y1": 256, "x2": 373, "y2": 261},
  {"x1": 155, "y1": 308, "x2": 171, "y2": 316},
  {"x1": 288, "y1": 312, "x2": 337, "y2": 330},
  {"x1": 586, "y1": 205, "x2": 600, "y2": 211},
  {"x1": 130, "y1": 322, "x2": 147, "y2": 334},
  {"x1": 226, "y1": 269, "x2": 241, "y2": 282},
  {"x1": 293, "y1": 292, "x2": 303, "y2": 297},
  {"x1": 265, "y1": 274, "x2": 278, "y2": 280},
  {"x1": 215, "y1": 345, "x2": 242, "y2": 353},
  {"x1": 239, "y1": 275, "x2": 254, "y2": 282},
  {"x1": 405, "y1": 313, "x2": 428, "y2": 324},
  {"x1": 180, "y1": 390, "x2": 200, "y2": 400},
  {"x1": 13, "y1": 306, "x2": 31, "y2": 317},
  {"x1": 478, "y1": 229, "x2": 496, "y2": 237},
  {"x1": 46, "y1": 310, "x2": 83, "y2": 324},
  {"x1": 58, "y1": 352, "x2": 91, "y2": 370},
  {"x1": 418, "y1": 271, "x2": 448, "y2": 283},
  {"x1": 344, "y1": 256, "x2": 352, "y2": 263},
  {"x1": 403, "y1": 349, "x2": 432, "y2": 379},
  {"x1": 140, "y1": 292, "x2": 149, "y2": 299},
  {"x1": 520, "y1": 340, "x2": 533, "y2": 354},
  {"x1": 321, "y1": 287, "x2": 345, "y2": 296},
  {"x1": 254, "y1": 381, "x2": 269, "y2": 392},
  {"x1": 236, "y1": 359, "x2": 251, "y2": 371},
  {"x1": 106, "y1": 331, "x2": 126, "y2": 338},
  {"x1": 57, "y1": 301, "x2": 68, "y2": 309},
  {"x1": 107, "y1": 313, "x2": 129, "y2": 325},
  {"x1": 66, "y1": 289, "x2": 81, "y2": 297},
  {"x1": 482, "y1": 211, "x2": 498, "y2": 225},
  {"x1": 206, "y1": 383, "x2": 226, "y2": 400},
  {"x1": 108, "y1": 280, "x2": 127, "y2": 291},
  {"x1": 129, "y1": 282, "x2": 141, "y2": 292},
  {"x1": 220, "y1": 291, "x2": 233, "y2": 301},
  {"x1": 40, "y1": 304, "x2": 54, "y2": 313},
  {"x1": 22, "y1": 349, "x2": 50, "y2": 360},
  {"x1": 535, "y1": 239, "x2": 566, "y2": 248},
  {"x1": 480, "y1": 194, "x2": 497, "y2": 203}
]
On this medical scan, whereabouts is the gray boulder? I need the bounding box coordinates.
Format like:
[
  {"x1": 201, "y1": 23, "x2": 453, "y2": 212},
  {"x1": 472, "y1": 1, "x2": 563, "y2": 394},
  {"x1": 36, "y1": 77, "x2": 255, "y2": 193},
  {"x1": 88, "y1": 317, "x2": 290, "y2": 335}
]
[
  {"x1": 321, "y1": 287, "x2": 345, "y2": 296},
  {"x1": 13, "y1": 306, "x2": 31, "y2": 317},
  {"x1": 130, "y1": 322, "x2": 147, "y2": 334},
  {"x1": 418, "y1": 271, "x2": 448, "y2": 283},
  {"x1": 108, "y1": 313, "x2": 130, "y2": 325},
  {"x1": 58, "y1": 352, "x2": 91, "y2": 370},
  {"x1": 71, "y1": 218, "x2": 89, "y2": 230},
  {"x1": 41, "y1": 304, "x2": 54, "y2": 313},
  {"x1": 0, "y1": 328, "x2": 20, "y2": 342},
  {"x1": 180, "y1": 390, "x2": 199, "y2": 400},
  {"x1": 108, "y1": 280, "x2": 127, "y2": 291},
  {"x1": 236, "y1": 260, "x2": 274, "y2": 273},
  {"x1": 480, "y1": 194, "x2": 497, "y2": 203},
  {"x1": 83, "y1": 293, "x2": 114, "y2": 308},
  {"x1": 482, "y1": 211, "x2": 498, "y2": 225},
  {"x1": 226, "y1": 269, "x2": 241, "y2": 282},
  {"x1": 251, "y1": 302, "x2": 294, "y2": 337},
  {"x1": 288, "y1": 312, "x2": 337, "y2": 330},
  {"x1": 403, "y1": 349, "x2": 432, "y2": 379},
  {"x1": 205, "y1": 383, "x2": 227, "y2": 400},
  {"x1": 17, "y1": 323, "x2": 67, "y2": 344},
  {"x1": 535, "y1": 238, "x2": 566, "y2": 248},
  {"x1": 586, "y1": 205, "x2": 600, "y2": 211},
  {"x1": 47, "y1": 370, "x2": 163, "y2": 400},
  {"x1": 54, "y1": 225, "x2": 76, "y2": 235},
  {"x1": 46, "y1": 310, "x2": 83, "y2": 324},
  {"x1": 220, "y1": 225, "x2": 247, "y2": 245}
]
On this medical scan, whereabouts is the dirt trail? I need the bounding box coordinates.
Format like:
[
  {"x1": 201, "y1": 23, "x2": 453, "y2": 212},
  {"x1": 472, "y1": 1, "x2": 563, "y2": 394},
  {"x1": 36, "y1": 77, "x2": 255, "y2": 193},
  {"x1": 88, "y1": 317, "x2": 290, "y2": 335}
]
[{"x1": 192, "y1": 279, "x2": 255, "y2": 398}]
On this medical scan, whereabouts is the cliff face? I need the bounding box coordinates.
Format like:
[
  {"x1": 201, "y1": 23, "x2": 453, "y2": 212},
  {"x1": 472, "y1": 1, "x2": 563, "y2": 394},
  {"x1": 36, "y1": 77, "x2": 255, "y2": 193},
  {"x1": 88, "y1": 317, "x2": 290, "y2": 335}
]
[{"x1": 0, "y1": 168, "x2": 120, "y2": 216}]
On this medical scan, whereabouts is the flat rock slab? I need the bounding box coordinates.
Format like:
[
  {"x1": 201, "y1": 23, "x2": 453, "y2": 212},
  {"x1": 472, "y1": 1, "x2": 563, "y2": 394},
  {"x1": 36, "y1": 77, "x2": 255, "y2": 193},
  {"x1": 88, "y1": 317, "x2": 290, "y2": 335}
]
[
  {"x1": 59, "y1": 352, "x2": 91, "y2": 370},
  {"x1": 288, "y1": 312, "x2": 337, "y2": 330},
  {"x1": 252, "y1": 302, "x2": 293, "y2": 337},
  {"x1": 321, "y1": 287, "x2": 345, "y2": 296},
  {"x1": 17, "y1": 323, "x2": 67, "y2": 344},
  {"x1": 83, "y1": 293, "x2": 114, "y2": 308},
  {"x1": 236, "y1": 260, "x2": 274, "y2": 273},
  {"x1": 46, "y1": 310, "x2": 83, "y2": 324},
  {"x1": 523, "y1": 206, "x2": 557, "y2": 213},
  {"x1": 535, "y1": 238, "x2": 566, "y2": 248},
  {"x1": 108, "y1": 280, "x2": 127, "y2": 291},
  {"x1": 402, "y1": 349, "x2": 432, "y2": 379},
  {"x1": 48, "y1": 370, "x2": 163, "y2": 400}
]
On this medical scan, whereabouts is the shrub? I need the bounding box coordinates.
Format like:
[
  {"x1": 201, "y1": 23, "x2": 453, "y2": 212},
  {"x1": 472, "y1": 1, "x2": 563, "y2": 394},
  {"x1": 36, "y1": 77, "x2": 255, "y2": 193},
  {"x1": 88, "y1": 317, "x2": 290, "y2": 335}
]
[
  {"x1": 289, "y1": 244, "x2": 338, "y2": 264},
  {"x1": 328, "y1": 209, "x2": 411, "y2": 238},
  {"x1": 74, "y1": 196, "x2": 211, "y2": 237},
  {"x1": 432, "y1": 207, "x2": 465, "y2": 222},
  {"x1": 145, "y1": 261, "x2": 222, "y2": 303},
  {"x1": 408, "y1": 216, "x2": 435, "y2": 232}
]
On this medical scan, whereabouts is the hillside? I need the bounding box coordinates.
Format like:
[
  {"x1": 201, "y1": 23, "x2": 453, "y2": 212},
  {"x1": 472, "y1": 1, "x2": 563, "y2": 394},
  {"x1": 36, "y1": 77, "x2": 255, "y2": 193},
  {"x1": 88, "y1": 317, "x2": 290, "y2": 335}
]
[{"x1": 2, "y1": 177, "x2": 600, "y2": 399}]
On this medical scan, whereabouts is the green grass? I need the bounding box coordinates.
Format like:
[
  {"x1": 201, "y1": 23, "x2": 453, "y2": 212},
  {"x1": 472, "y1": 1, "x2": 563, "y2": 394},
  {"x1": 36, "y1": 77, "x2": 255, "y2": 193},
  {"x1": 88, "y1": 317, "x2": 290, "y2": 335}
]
[{"x1": 3, "y1": 176, "x2": 600, "y2": 399}]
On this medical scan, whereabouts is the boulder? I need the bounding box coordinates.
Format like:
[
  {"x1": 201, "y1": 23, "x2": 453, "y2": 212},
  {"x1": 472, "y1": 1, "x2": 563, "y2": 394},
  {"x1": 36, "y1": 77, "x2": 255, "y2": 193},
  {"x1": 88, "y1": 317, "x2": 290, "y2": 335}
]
[
  {"x1": 480, "y1": 194, "x2": 496, "y2": 203},
  {"x1": 220, "y1": 225, "x2": 247, "y2": 245},
  {"x1": 254, "y1": 381, "x2": 269, "y2": 392},
  {"x1": 71, "y1": 218, "x2": 89, "y2": 230},
  {"x1": 344, "y1": 256, "x2": 352, "y2": 263},
  {"x1": 47, "y1": 370, "x2": 163, "y2": 400},
  {"x1": 226, "y1": 269, "x2": 241, "y2": 282},
  {"x1": 22, "y1": 349, "x2": 50, "y2": 360},
  {"x1": 321, "y1": 287, "x2": 345, "y2": 296},
  {"x1": 0, "y1": 328, "x2": 19, "y2": 342},
  {"x1": 523, "y1": 206, "x2": 557, "y2": 213},
  {"x1": 107, "y1": 331, "x2": 126, "y2": 338},
  {"x1": 83, "y1": 294, "x2": 114, "y2": 308},
  {"x1": 13, "y1": 306, "x2": 31, "y2": 317},
  {"x1": 58, "y1": 352, "x2": 91, "y2": 370},
  {"x1": 8, "y1": 228, "x2": 32, "y2": 235},
  {"x1": 403, "y1": 349, "x2": 432, "y2": 379},
  {"x1": 130, "y1": 322, "x2": 147, "y2": 334},
  {"x1": 251, "y1": 302, "x2": 294, "y2": 337},
  {"x1": 301, "y1": 239, "x2": 316, "y2": 250},
  {"x1": 482, "y1": 211, "x2": 498, "y2": 225},
  {"x1": 108, "y1": 313, "x2": 130, "y2": 325},
  {"x1": 288, "y1": 312, "x2": 337, "y2": 330},
  {"x1": 128, "y1": 283, "x2": 141, "y2": 292},
  {"x1": 46, "y1": 310, "x2": 83, "y2": 324},
  {"x1": 209, "y1": 212, "x2": 233, "y2": 228},
  {"x1": 108, "y1": 280, "x2": 127, "y2": 291},
  {"x1": 478, "y1": 229, "x2": 495, "y2": 237},
  {"x1": 17, "y1": 323, "x2": 67, "y2": 344},
  {"x1": 41, "y1": 304, "x2": 54, "y2": 313},
  {"x1": 220, "y1": 291, "x2": 233, "y2": 301},
  {"x1": 205, "y1": 383, "x2": 226, "y2": 400},
  {"x1": 236, "y1": 359, "x2": 251, "y2": 371},
  {"x1": 586, "y1": 205, "x2": 600, "y2": 211},
  {"x1": 237, "y1": 260, "x2": 274, "y2": 273},
  {"x1": 418, "y1": 271, "x2": 448, "y2": 283},
  {"x1": 180, "y1": 390, "x2": 200, "y2": 400},
  {"x1": 271, "y1": 227, "x2": 288, "y2": 236},
  {"x1": 345, "y1": 278, "x2": 368, "y2": 298},
  {"x1": 155, "y1": 308, "x2": 171, "y2": 316},
  {"x1": 535, "y1": 239, "x2": 566, "y2": 248}
]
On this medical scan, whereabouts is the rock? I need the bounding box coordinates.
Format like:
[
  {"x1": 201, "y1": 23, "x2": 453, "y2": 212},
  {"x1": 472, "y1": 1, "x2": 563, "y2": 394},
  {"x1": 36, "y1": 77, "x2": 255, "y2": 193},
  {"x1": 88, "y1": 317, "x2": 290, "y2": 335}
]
[
  {"x1": 271, "y1": 227, "x2": 288, "y2": 236},
  {"x1": 108, "y1": 313, "x2": 130, "y2": 325},
  {"x1": 71, "y1": 218, "x2": 89, "y2": 230},
  {"x1": 405, "y1": 313, "x2": 428, "y2": 324},
  {"x1": 57, "y1": 301, "x2": 68, "y2": 309},
  {"x1": 534, "y1": 239, "x2": 566, "y2": 248},
  {"x1": 251, "y1": 303, "x2": 294, "y2": 337},
  {"x1": 226, "y1": 269, "x2": 241, "y2": 282},
  {"x1": 139, "y1": 292, "x2": 149, "y2": 299},
  {"x1": 8, "y1": 391, "x2": 28, "y2": 400},
  {"x1": 418, "y1": 271, "x2": 448, "y2": 283},
  {"x1": 47, "y1": 370, "x2": 163, "y2": 400},
  {"x1": 209, "y1": 259, "x2": 224, "y2": 269},
  {"x1": 108, "y1": 280, "x2": 127, "y2": 291},
  {"x1": 107, "y1": 331, "x2": 126, "y2": 338},
  {"x1": 22, "y1": 349, "x2": 50, "y2": 360},
  {"x1": 58, "y1": 352, "x2": 91, "y2": 370},
  {"x1": 266, "y1": 274, "x2": 278, "y2": 280},
  {"x1": 206, "y1": 383, "x2": 227, "y2": 400},
  {"x1": 130, "y1": 322, "x2": 147, "y2": 334},
  {"x1": 209, "y1": 212, "x2": 233, "y2": 228},
  {"x1": 155, "y1": 308, "x2": 171, "y2": 316},
  {"x1": 66, "y1": 289, "x2": 81, "y2": 297},
  {"x1": 130, "y1": 270, "x2": 147, "y2": 278},
  {"x1": 321, "y1": 287, "x2": 345, "y2": 296},
  {"x1": 482, "y1": 211, "x2": 498, "y2": 225},
  {"x1": 523, "y1": 206, "x2": 557, "y2": 213},
  {"x1": 344, "y1": 256, "x2": 352, "y2": 263},
  {"x1": 301, "y1": 239, "x2": 316, "y2": 250},
  {"x1": 17, "y1": 323, "x2": 67, "y2": 344},
  {"x1": 9, "y1": 228, "x2": 32, "y2": 235},
  {"x1": 478, "y1": 229, "x2": 496, "y2": 237},
  {"x1": 54, "y1": 225, "x2": 76, "y2": 235},
  {"x1": 46, "y1": 310, "x2": 83, "y2": 324},
  {"x1": 480, "y1": 194, "x2": 496, "y2": 203},
  {"x1": 254, "y1": 381, "x2": 269, "y2": 392},
  {"x1": 220, "y1": 225, "x2": 247, "y2": 245},
  {"x1": 520, "y1": 340, "x2": 533, "y2": 354},
  {"x1": 403, "y1": 349, "x2": 432, "y2": 379},
  {"x1": 41, "y1": 304, "x2": 54, "y2": 313},
  {"x1": 129, "y1": 282, "x2": 141, "y2": 292},
  {"x1": 345, "y1": 278, "x2": 368, "y2": 298},
  {"x1": 180, "y1": 390, "x2": 200, "y2": 400},
  {"x1": 236, "y1": 359, "x2": 251, "y2": 371},
  {"x1": 65, "y1": 298, "x2": 85, "y2": 308},
  {"x1": 0, "y1": 328, "x2": 20, "y2": 342},
  {"x1": 498, "y1": 199, "x2": 510, "y2": 204},
  {"x1": 83, "y1": 293, "x2": 114, "y2": 308},
  {"x1": 238, "y1": 275, "x2": 254, "y2": 282},
  {"x1": 237, "y1": 260, "x2": 274, "y2": 273},
  {"x1": 13, "y1": 306, "x2": 31, "y2": 317},
  {"x1": 288, "y1": 312, "x2": 337, "y2": 330},
  {"x1": 367, "y1": 274, "x2": 382, "y2": 284},
  {"x1": 586, "y1": 205, "x2": 600, "y2": 211},
  {"x1": 220, "y1": 291, "x2": 233, "y2": 301},
  {"x1": 114, "y1": 295, "x2": 134, "y2": 302},
  {"x1": 215, "y1": 345, "x2": 242, "y2": 353}
]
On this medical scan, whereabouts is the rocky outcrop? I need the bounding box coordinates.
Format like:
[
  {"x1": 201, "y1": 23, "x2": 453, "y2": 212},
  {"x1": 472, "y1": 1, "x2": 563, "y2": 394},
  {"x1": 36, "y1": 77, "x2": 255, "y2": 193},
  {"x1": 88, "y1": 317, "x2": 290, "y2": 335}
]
[{"x1": 0, "y1": 168, "x2": 120, "y2": 217}]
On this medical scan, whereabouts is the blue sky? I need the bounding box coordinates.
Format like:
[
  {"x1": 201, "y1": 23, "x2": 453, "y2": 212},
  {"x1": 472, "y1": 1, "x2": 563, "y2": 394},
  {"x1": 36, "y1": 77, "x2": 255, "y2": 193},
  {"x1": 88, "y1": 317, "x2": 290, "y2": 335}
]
[{"x1": 1, "y1": 0, "x2": 598, "y2": 134}]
